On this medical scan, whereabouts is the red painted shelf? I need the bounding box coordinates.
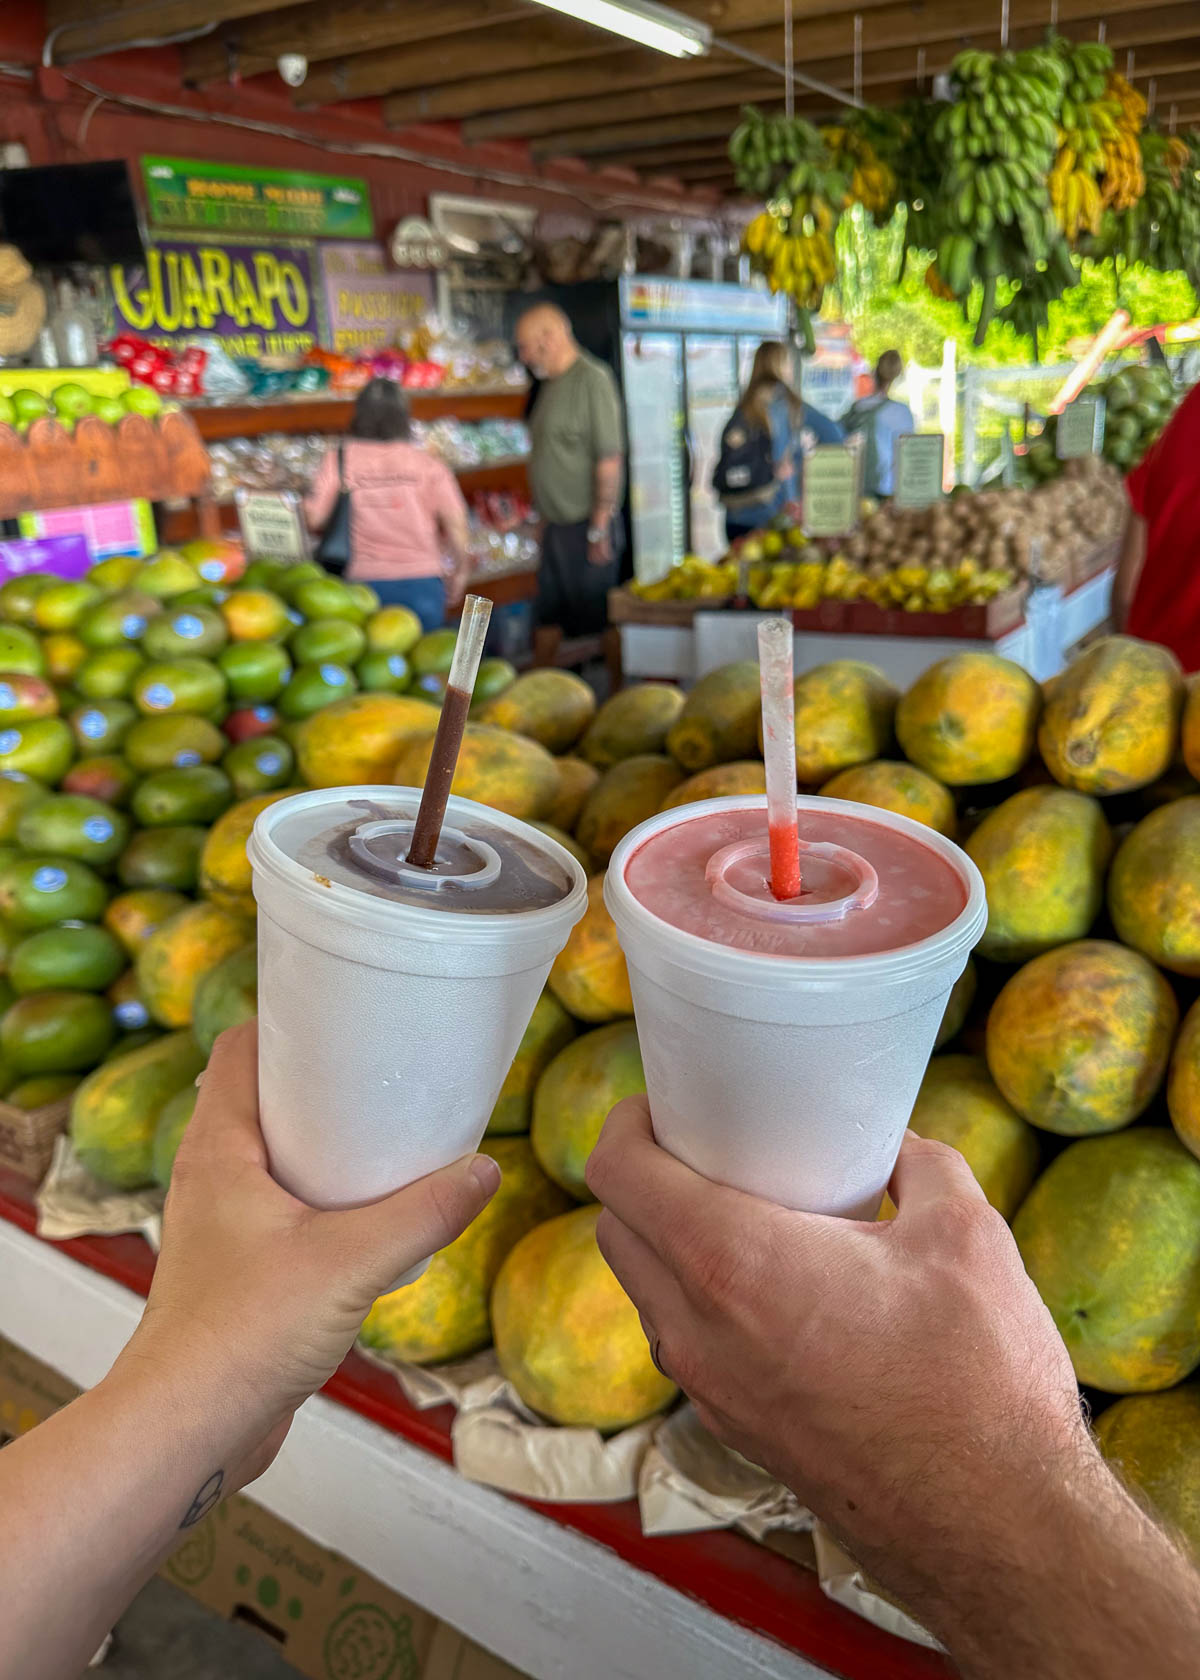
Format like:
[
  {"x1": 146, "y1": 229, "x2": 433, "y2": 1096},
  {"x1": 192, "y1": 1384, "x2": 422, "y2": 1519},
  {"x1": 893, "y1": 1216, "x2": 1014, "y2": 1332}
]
[{"x1": 0, "y1": 1167, "x2": 952, "y2": 1680}]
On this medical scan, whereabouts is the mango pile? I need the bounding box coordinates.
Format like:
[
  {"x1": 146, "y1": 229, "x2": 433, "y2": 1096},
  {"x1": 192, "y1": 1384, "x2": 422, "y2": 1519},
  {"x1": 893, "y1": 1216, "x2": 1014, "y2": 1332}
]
[{"x1": 0, "y1": 543, "x2": 512, "y2": 1152}]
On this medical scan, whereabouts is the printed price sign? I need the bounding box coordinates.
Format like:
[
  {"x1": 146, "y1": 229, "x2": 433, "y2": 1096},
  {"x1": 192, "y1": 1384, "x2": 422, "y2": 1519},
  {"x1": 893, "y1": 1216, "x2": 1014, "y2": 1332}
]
[
  {"x1": 893, "y1": 432, "x2": 945, "y2": 509},
  {"x1": 1056, "y1": 395, "x2": 1106, "y2": 460},
  {"x1": 803, "y1": 446, "x2": 858, "y2": 537},
  {"x1": 236, "y1": 490, "x2": 310, "y2": 562}
]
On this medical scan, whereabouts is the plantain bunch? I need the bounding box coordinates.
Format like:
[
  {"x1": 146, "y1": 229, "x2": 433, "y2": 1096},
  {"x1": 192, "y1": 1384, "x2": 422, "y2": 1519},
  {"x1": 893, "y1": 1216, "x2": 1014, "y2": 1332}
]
[
  {"x1": 933, "y1": 45, "x2": 1073, "y2": 346},
  {"x1": 821, "y1": 119, "x2": 898, "y2": 221},
  {"x1": 889, "y1": 98, "x2": 945, "y2": 256},
  {"x1": 731, "y1": 108, "x2": 849, "y2": 347},
  {"x1": 1099, "y1": 70, "x2": 1147, "y2": 212}
]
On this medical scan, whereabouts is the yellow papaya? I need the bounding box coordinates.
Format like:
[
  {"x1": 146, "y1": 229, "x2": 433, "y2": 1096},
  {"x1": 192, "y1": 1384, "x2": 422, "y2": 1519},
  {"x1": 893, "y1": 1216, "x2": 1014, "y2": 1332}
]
[
  {"x1": 1038, "y1": 636, "x2": 1183, "y2": 795},
  {"x1": 985, "y1": 939, "x2": 1177, "y2": 1136},
  {"x1": 965, "y1": 785, "x2": 1112, "y2": 962},
  {"x1": 486, "y1": 990, "x2": 575, "y2": 1137},
  {"x1": 137, "y1": 901, "x2": 252, "y2": 1029},
  {"x1": 666, "y1": 661, "x2": 762, "y2": 771},
  {"x1": 1108, "y1": 797, "x2": 1200, "y2": 976},
  {"x1": 294, "y1": 693, "x2": 436, "y2": 787},
  {"x1": 895, "y1": 652, "x2": 1040, "y2": 785},
  {"x1": 820, "y1": 759, "x2": 956, "y2": 837},
  {"x1": 778, "y1": 660, "x2": 897, "y2": 784},
  {"x1": 579, "y1": 684, "x2": 684, "y2": 769},
  {"x1": 392, "y1": 723, "x2": 559, "y2": 821},
  {"x1": 70, "y1": 1029, "x2": 205, "y2": 1189},
  {"x1": 547, "y1": 874, "x2": 632, "y2": 1023},
  {"x1": 531, "y1": 1019, "x2": 644, "y2": 1200},
  {"x1": 477, "y1": 669, "x2": 596, "y2": 753},
  {"x1": 575, "y1": 754, "x2": 683, "y2": 865},
  {"x1": 359, "y1": 1138, "x2": 570, "y2": 1365}
]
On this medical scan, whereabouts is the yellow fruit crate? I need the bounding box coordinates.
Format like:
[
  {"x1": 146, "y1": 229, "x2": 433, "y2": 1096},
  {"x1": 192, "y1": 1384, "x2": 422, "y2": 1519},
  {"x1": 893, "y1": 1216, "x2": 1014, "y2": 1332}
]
[{"x1": 0, "y1": 368, "x2": 131, "y2": 399}]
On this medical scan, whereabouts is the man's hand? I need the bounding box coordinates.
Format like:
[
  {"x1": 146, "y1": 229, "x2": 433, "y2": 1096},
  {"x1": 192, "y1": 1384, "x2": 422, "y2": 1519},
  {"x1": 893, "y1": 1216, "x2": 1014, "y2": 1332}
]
[
  {"x1": 586, "y1": 514, "x2": 612, "y2": 567},
  {"x1": 586, "y1": 1099, "x2": 1200, "y2": 1680},
  {"x1": 127, "y1": 1022, "x2": 500, "y2": 1485},
  {"x1": 587, "y1": 1099, "x2": 1083, "y2": 1563}
]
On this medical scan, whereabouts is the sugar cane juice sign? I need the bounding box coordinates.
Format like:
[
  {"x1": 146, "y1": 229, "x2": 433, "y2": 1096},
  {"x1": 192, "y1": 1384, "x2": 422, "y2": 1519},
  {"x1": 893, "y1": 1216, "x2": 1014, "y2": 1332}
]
[
  {"x1": 142, "y1": 157, "x2": 372, "y2": 240},
  {"x1": 109, "y1": 239, "x2": 319, "y2": 357}
]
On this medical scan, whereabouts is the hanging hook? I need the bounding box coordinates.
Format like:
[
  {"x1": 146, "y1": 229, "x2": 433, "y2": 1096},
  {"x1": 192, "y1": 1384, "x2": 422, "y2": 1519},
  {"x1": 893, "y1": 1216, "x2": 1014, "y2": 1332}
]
[
  {"x1": 783, "y1": 0, "x2": 794, "y2": 122},
  {"x1": 1125, "y1": 49, "x2": 1134, "y2": 80},
  {"x1": 1148, "y1": 76, "x2": 1157, "y2": 119},
  {"x1": 1097, "y1": 19, "x2": 1106, "y2": 43},
  {"x1": 853, "y1": 13, "x2": 862, "y2": 105},
  {"x1": 916, "y1": 46, "x2": 926, "y2": 92}
]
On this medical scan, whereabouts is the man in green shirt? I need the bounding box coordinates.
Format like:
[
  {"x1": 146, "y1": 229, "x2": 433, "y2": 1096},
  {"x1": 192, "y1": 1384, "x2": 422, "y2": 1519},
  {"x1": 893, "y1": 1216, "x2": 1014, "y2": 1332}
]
[{"x1": 516, "y1": 303, "x2": 625, "y2": 636}]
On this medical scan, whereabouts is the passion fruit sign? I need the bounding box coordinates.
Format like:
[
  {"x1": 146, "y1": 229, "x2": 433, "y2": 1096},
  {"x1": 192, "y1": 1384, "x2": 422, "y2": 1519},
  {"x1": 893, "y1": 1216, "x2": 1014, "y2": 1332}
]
[{"x1": 109, "y1": 238, "x2": 319, "y2": 357}]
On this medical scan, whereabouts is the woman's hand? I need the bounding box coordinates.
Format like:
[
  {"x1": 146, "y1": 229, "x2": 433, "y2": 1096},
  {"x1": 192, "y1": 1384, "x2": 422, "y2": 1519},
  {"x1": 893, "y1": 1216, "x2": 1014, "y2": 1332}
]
[{"x1": 122, "y1": 1021, "x2": 500, "y2": 1486}]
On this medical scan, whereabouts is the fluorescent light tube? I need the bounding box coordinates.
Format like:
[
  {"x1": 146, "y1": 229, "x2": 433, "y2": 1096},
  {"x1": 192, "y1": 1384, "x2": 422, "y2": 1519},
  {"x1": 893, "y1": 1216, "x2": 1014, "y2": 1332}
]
[{"x1": 524, "y1": 0, "x2": 710, "y2": 58}]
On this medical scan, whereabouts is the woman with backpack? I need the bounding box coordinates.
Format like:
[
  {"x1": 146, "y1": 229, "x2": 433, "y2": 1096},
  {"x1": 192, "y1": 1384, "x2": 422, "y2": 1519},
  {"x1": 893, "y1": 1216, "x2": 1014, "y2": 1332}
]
[
  {"x1": 841, "y1": 350, "x2": 915, "y2": 499},
  {"x1": 714, "y1": 342, "x2": 842, "y2": 544}
]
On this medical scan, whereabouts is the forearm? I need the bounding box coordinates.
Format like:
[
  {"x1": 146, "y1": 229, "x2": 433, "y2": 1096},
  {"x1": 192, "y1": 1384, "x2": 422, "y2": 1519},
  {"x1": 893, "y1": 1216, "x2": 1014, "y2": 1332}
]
[
  {"x1": 591, "y1": 454, "x2": 622, "y2": 525},
  {"x1": 833, "y1": 1433, "x2": 1200, "y2": 1680},
  {"x1": 0, "y1": 1344, "x2": 263, "y2": 1680}
]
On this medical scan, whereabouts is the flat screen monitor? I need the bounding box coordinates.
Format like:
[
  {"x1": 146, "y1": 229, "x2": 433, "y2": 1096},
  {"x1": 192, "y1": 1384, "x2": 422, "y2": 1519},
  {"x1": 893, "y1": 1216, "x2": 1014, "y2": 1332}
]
[{"x1": 0, "y1": 160, "x2": 146, "y2": 267}]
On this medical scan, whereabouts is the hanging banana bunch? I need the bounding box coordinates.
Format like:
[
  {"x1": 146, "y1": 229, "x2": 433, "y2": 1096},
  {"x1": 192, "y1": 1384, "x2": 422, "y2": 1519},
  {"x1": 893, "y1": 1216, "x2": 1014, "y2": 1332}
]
[
  {"x1": 731, "y1": 107, "x2": 849, "y2": 349},
  {"x1": 1099, "y1": 71, "x2": 1147, "y2": 211},
  {"x1": 820, "y1": 123, "x2": 897, "y2": 220},
  {"x1": 1048, "y1": 37, "x2": 1117, "y2": 243},
  {"x1": 933, "y1": 43, "x2": 1070, "y2": 346}
]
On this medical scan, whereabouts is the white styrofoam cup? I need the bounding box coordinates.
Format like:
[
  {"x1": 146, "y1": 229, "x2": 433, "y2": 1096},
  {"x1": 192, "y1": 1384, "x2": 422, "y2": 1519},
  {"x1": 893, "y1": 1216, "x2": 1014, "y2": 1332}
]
[
  {"x1": 606, "y1": 796, "x2": 986, "y2": 1220},
  {"x1": 249, "y1": 787, "x2": 588, "y2": 1267}
]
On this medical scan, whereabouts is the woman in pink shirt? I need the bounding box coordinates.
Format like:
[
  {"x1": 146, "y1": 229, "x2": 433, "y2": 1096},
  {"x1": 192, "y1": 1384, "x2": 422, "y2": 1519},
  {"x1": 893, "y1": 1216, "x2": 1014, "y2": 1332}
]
[{"x1": 305, "y1": 379, "x2": 471, "y2": 631}]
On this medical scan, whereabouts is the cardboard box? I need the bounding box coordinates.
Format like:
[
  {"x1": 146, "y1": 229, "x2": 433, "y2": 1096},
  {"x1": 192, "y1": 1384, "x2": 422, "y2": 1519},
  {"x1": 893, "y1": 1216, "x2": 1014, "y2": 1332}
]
[{"x1": 0, "y1": 1335, "x2": 527, "y2": 1680}]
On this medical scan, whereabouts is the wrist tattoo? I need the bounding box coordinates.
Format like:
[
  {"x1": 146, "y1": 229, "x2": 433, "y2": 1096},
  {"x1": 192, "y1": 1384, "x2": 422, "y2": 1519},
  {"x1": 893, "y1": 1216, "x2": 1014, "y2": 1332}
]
[{"x1": 180, "y1": 1470, "x2": 224, "y2": 1529}]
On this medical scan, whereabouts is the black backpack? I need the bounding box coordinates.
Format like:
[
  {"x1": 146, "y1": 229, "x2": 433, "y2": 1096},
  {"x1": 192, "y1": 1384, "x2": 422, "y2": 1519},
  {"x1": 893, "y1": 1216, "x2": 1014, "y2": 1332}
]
[{"x1": 712, "y1": 408, "x2": 775, "y2": 500}]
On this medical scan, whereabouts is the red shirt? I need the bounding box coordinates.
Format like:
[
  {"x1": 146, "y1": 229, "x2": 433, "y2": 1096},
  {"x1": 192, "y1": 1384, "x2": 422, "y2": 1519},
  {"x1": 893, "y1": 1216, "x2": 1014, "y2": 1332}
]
[{"x1": 1126, "y1": 381, "x2": 1200, "y2": 673}]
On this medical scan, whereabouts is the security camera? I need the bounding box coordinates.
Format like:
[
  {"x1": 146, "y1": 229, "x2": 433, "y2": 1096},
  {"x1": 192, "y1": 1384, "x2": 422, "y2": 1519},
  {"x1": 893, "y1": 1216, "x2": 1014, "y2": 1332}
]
[{"x1": 277, "y1": 53, "x2": 307, "y2": 87}]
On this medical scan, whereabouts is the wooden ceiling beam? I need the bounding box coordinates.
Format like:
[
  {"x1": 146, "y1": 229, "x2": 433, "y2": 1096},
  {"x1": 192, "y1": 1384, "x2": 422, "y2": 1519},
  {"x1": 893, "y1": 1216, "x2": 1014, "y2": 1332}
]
[
  {"x1": 532, "y1": 107, "x2": 770, "y2": 158},
  {"x1": 386, "y1": 2, "x2": 1199, "y2": 128},
  {"x1": 182, "y1": 0, "x2": 525, "y2": 85},
  {"x1": 465, "y1": 74, "x2": 782, "y2": 143},
  {"x1": 298, "y1": 14, "x2": 616, "y2": 106},
  {"x1": 45, "y1": 0, "x2": 285, "y2": 62},
  {"x1": 593, "y1": 140, "x2": 735, "y2": 169}
]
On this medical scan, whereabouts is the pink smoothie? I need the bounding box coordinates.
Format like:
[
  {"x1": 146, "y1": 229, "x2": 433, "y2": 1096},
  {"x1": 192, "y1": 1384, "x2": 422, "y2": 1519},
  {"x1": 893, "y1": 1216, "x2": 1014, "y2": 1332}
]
[{"x1": 623, "y1": 803, "x2": 967, "y2": 960}]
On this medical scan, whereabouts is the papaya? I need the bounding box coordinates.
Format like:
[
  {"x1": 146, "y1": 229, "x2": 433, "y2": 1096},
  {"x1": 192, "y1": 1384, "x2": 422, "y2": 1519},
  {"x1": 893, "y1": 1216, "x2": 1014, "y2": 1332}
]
[
  {"x1": 659, "y1": 760, "x2": 766, "y2": 811},
  {"x1": 191, "y1": 944, "x2": 257, "y2": 1056},
  {"x1": 1095, "y1": 1385, "x2": 1200, "y2": 1554},
  {"x1": 531, "y1": 1020, "x2": 645, "y2": 1201},
  {"x1": 547, "y1": 874, "x2": 632, "y2": 1023},
  {"x1": 986, "y1": 940, "x2": 1177, "y2": 1136},
  {"x1": 486, "y1": 989, "x2": 575, "y2": 1137},
  {"x1": 935, "y1": 957, "x2": 976, "y2": 1049},
  {"x1": 137, "y1": 901, "x2": 252, "y2": 1029},
  {"x1": 151, "y1": 1085, "x2": 197, "y2": 1188},
  {"x1": 1183, "y1": 677, "x2": 1200, "y2": 782},
  {"x1": 665, "y1": 661, "x2": 761, "y2": 772},
  {"x1": 1038, "y1": 636, "x2": 1183, "y2": 795},
  {"x1": 199, "y1": 790, "x2": 295, "y2": 918},
  {"x1": 1168, "y1": 999, "x2": 1200, "y2": 1162},
  {"x1": 294, "y1": 693, "x2": 436, "y2": 788},
  {"x1": 1013, "y1": 1130, "x2": 1200, "y2": 1392},
  {"x1": 575, "y1": 755, "x2": 683, "y2": 866},
  {"x1": 965, "y1": 786, "x2": 1113, "y2": 963},
  {"x1": 392, "y1": 723, "x2": 559, "y2": 822},
  {"x1": 103, "y1": 888, "x2": 190, "y2": 957},
  {"x1": 69, "y1": 1029, "x2": 205, "y2": 1189},
  {"x1": 779, "y1": 660, "x2": 897, "y2": 784},
  {"x1": 477, "y1": 669, "x2": 596, "y2": 754},
  {"x1": 579, "y1": 683, "x2": 685, "y2": 770},
  {"x1": 905, "y1": 1054, "x2": 1039, "y2": 1219},
  {"x1": 0, "y1": 990, "x2": 114, "y2": 1075},
  {"x1": 1108, "y1": 798, "x2": 1200, "y2": 976},
  {"x1": 359, "y1": 1137, "x2": 570, "y2": 1366},
  {"x1": 491, "y1": 1204, "x2": 678, "y2": 1429},
  {"x1": 530, "y1": 822, "x2": 592, "y2": 875},
  {"x1": 895, "y1": 652, "x2": 1041, "y2": 786},
  {"x1": 544, "y1": 755, "x2": 600, "y2": 832},
  {"x1": 820, "y1": 759, "x2": 956, "y2": 837}
]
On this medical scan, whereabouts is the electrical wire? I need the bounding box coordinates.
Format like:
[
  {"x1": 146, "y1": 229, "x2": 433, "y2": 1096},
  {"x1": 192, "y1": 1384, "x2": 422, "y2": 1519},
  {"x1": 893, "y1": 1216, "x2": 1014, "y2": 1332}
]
[
  {"x1": 57, "y1": 69, "x2": 735, "y2": 227},
  {"x1": 43, "y1": 15, "x2": 217, "y2": 67}
]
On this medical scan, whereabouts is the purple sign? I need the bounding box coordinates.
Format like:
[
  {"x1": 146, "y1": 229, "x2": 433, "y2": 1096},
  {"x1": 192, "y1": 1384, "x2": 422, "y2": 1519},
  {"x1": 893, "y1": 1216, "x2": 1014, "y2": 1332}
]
[
  {"x1": 0, "y1": 535, "x2": 92, "y2": 581},
  {"x1": 108, "y1": 238, "x2": 319, "y2": 357}
]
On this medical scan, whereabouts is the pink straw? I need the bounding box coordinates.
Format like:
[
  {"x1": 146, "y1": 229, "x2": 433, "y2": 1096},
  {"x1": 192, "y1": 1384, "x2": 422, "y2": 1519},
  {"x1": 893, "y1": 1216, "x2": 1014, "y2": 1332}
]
[{"x1": 757, "y1": 617, "x2": 801, "y2": 901}]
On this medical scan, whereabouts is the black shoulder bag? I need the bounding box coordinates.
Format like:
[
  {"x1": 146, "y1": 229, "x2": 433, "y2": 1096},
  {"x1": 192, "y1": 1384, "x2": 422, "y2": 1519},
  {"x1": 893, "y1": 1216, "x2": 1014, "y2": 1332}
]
[{"x1": 314, "y1": 440, "x2": 352, "y2": 575}]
